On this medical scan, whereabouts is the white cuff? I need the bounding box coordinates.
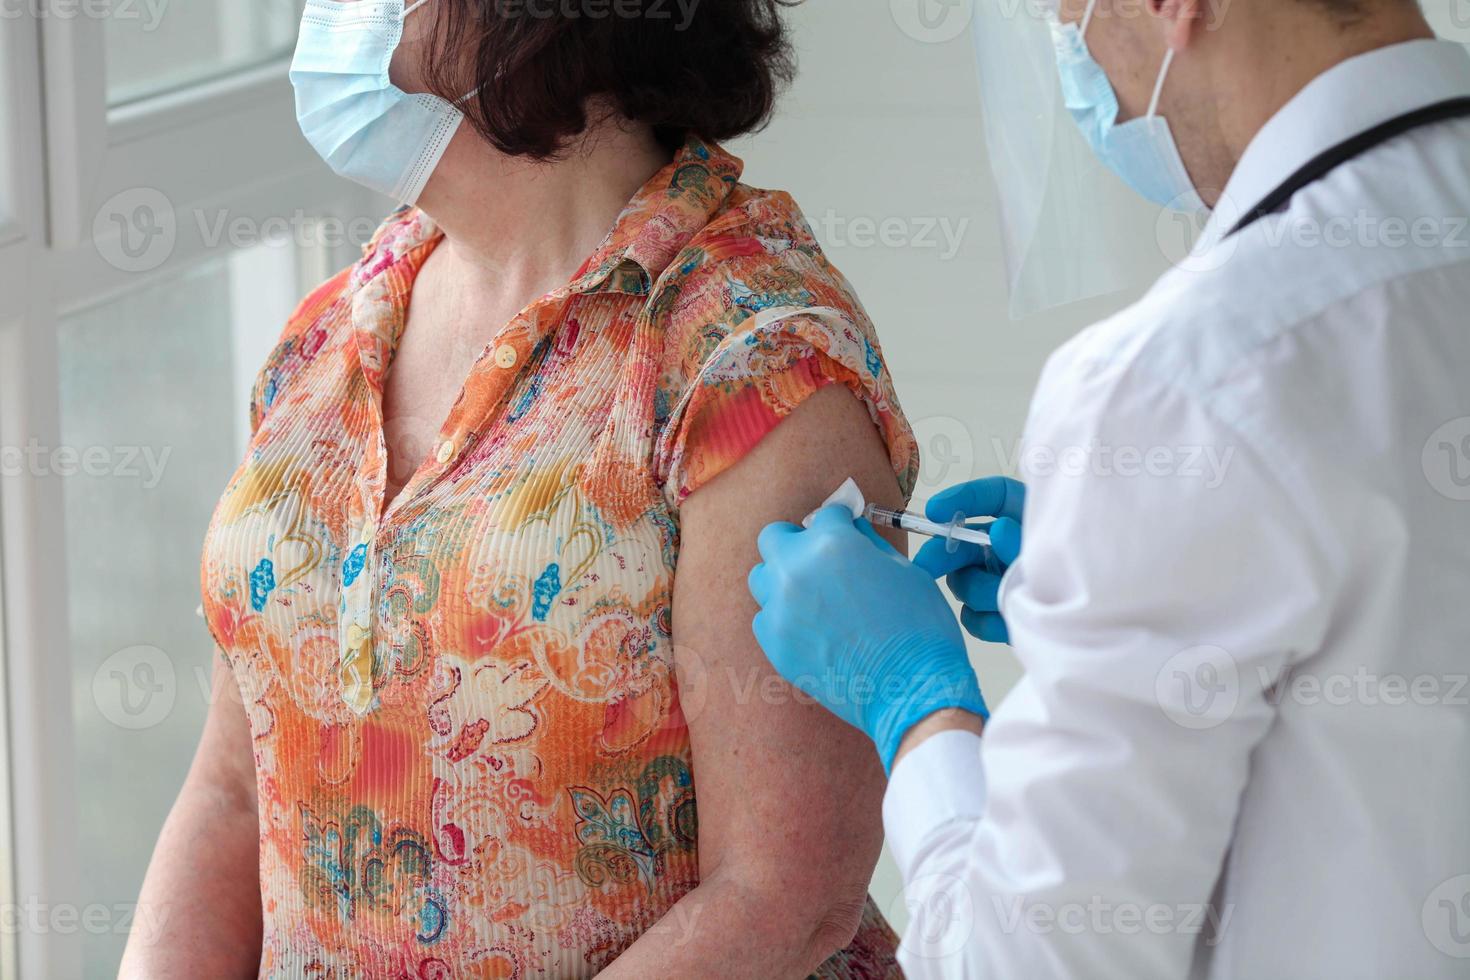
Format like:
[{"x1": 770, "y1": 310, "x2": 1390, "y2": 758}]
[{"x1": 882, "y1": 729, "x2": 987, "y2": 876}]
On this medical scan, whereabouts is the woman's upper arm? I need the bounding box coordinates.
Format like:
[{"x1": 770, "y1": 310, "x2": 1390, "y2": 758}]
[
  {"x1": 120, "y1": 659, "x2": 260, "y2": 977},
  {"x1": 672, "y1": 383, "x2": 905, "y2": 921},
  {"x1": 188, "y1": 656, "x2": 258, "y2": 812}
]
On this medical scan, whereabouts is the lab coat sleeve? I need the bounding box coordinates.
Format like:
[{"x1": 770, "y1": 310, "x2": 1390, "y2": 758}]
[{"x1": 884, "y1": 342, "x2": 1337, "y2": 978}]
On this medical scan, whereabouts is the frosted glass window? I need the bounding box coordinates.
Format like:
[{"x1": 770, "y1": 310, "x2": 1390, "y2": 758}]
[
  {"x1": 0, "y1": 36, "x2": 11, "y2": 224},
  {"x1": 58, "y1": 243, "x2": 298, "y2": 978},
  {"x1": 106, "y1": 0, "x2": 305, "y2": 106}
]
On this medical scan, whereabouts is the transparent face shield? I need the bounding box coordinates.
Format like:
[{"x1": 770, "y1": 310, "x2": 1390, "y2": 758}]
[{"x1": 971, "y1": 0, "x2": 1176, "y2": 318}]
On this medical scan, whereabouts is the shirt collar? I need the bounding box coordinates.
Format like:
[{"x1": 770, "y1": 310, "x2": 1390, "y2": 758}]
[
  {"x1": 1200, "y1": 39, "x2": 1470, "y2": 249},
  {"x1": 571, "y1": 135, "x2": 744, "y2": 296},
  {"x1": 355, "y1": 134, "x2": 743, "y2": 300},
  {"x1": 346, "y1": 136, "x2": 742, "y2": 376}
]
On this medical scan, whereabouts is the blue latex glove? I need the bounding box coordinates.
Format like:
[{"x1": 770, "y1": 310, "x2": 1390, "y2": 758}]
[
  {"x1": 748, "y1": 505, "x2": 989, "y2": 774},
  {"x1": 913, "y1": 478, "x2": 1026, "y2": 644}
]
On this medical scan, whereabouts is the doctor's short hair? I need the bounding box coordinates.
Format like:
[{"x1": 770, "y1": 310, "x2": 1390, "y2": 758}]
[{"x1": 420, "y1": 0, "x2": 800, "y2": 159}]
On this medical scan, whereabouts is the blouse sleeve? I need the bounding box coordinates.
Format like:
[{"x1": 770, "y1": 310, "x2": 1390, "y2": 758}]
[{"x1": 653, "y1": 298, "x2": 919, "y2": 512}]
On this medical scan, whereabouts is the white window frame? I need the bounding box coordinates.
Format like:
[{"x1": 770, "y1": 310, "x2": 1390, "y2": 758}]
[{"x1": 1, "y1": 5, "x2": 378, "y2": 976}]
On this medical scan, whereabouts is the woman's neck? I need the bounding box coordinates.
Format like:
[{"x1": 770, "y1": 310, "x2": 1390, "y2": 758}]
[{"x1": 415, "y1": 117, "x2": 673, "y2": 300}]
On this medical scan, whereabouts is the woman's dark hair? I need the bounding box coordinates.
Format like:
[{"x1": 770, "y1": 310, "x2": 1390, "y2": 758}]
[{"x1": 422, "y1": 0, "x2": 800, "y2": 159}]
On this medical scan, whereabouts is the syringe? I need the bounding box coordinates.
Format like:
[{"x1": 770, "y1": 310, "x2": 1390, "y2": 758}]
[{"x1": 863, "y1": 504, "x2": 991, "y2": 553}]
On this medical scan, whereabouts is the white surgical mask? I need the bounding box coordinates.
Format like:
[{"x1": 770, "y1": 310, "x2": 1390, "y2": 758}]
[
  {"x1": 290, "y1": 0, "x2": 466, "y2": 205},
  {"x1": 1050, "y1": 0, "x2": 1207, "y2": 213}
]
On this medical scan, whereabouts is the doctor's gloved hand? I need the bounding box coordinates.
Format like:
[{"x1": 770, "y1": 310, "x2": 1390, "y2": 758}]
[
  {"x1": 914, "y1": 477, "x2": 1026, "y2": 644},
  {"x1": 748, "y1": 506, "x2": 988, "y2": 774}
]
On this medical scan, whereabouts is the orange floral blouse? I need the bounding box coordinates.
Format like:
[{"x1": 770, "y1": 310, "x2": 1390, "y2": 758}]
[{"x1": 199, "y1": 137, "x2": 918, "y2": 978}]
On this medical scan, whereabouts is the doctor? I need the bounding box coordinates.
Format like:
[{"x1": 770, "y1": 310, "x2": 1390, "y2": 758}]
[{"x1": 749, "y1": 0, "x2": 1470, "y2": 976}]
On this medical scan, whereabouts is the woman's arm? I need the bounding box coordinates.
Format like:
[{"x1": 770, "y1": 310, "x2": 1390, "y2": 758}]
[
  {"x1": 602, "y1": 384, "x2": 906, "y2": 978},
  {"x1": 119, "y1": 658, "x2": 262, "y2": 979}
]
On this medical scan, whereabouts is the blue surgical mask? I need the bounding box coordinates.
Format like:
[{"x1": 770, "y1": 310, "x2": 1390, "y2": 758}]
[
  {"x1": 290, "y1": 0, "x2": 466, "y2": 205},
  {"x1": 1050, "y1": 0, "x2": 1207, "y2": 213}
]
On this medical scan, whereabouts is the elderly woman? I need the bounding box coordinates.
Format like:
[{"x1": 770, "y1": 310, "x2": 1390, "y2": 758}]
[{"x1": 122, "y1": 0, "x2": 916, "y2": 976}]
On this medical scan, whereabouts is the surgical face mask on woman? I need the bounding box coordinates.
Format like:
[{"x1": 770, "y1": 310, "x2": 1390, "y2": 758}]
[
  {"x1": 1050, "y1": 0, "x2": 1208, "y2": 213},
  {"x1": 289, "y1": 0, "x2": 471, "y2": 205}
]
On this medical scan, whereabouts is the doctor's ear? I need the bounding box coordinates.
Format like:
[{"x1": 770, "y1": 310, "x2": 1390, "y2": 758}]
[{"x1": 1154, "y1": 0, "x2": 1210, "y2": 51}]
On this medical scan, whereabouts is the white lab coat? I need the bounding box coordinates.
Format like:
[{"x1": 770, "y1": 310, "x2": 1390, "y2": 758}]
[{"x1": 884, "y1": 39, "x2": 1470, "y2": 980}]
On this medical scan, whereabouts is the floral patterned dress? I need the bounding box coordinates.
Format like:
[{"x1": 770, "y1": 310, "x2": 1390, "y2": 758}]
[{"x1": 199, "y1": 136, "x2": 918, "y2": 978}]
